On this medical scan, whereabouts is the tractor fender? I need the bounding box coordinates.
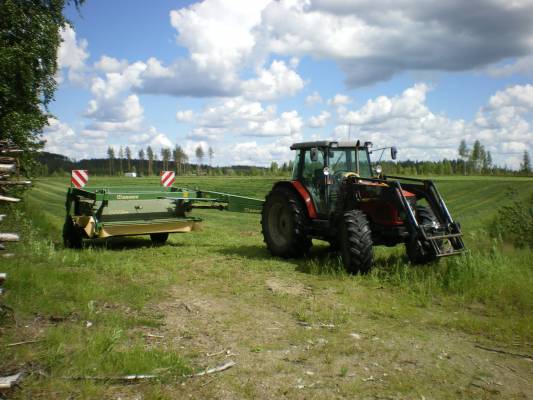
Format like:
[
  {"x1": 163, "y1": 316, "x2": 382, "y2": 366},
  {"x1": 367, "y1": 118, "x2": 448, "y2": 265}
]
[{"x1": 270, "y1": 181, "x2": 317, "y2": 219}]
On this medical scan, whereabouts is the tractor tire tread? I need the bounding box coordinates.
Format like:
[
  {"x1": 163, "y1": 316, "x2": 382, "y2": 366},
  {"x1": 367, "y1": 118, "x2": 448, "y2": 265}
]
[
  {"x1": 261, "y1": 186, "x2": 311, "y2": 258},
  {"x1": 341, "y1": 210, "x2": 373, "y2": 274}
]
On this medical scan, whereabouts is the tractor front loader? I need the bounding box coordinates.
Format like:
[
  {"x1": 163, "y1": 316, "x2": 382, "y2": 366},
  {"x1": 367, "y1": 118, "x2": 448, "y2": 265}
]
[{"x1": 261, "y1": 141, "x2": 466, "y2": 273}]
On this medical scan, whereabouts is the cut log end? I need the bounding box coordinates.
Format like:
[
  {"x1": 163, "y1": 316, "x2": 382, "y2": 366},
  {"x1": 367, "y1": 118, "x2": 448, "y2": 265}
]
[
  {"x1": 0, "y1": 195, "x2": 21, "y2": 203},
  {"x1": 0, "y1": 233, "x2": 19, "y2": 242}
]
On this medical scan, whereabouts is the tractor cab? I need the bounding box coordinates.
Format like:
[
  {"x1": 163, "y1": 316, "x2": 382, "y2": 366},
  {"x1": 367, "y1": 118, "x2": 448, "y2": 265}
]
[{"x1": 290, "y1": 140, "x2": 382, "y2": 216}]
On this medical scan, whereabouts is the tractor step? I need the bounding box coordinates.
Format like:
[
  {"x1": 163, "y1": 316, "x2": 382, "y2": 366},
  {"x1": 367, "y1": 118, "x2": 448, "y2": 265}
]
[
  {"x1": 426, "y1": 231, "x2": 466, "y2": 258},
  {"x1": 435, "y1": 249, "x2": 465, "y2": 257},
  {"x1": 426, "y1": 232, "x2": 463, "y2": 240}
]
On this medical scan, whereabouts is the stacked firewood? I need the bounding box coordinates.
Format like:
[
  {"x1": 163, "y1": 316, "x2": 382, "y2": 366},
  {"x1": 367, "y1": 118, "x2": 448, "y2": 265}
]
[{"x1": 0, "y1": 140, "x2": 31, "y2": 295}]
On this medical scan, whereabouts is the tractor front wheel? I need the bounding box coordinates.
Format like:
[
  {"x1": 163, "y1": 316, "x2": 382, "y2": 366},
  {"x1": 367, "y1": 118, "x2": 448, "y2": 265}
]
[
  {"x1": 150, "y1": 233, "x2": 169, "y2": 245},
  {"x1": 261, "y1": 187, "x2": 311, "y2": 258},
  {"x1": 63, "y1": 217, "x2": 83, "y2": 249},
  {"x1": 405, "y1": 205, "x2": 439, "y2": 264},
  {"x1": 340, "y1": 210, "x2": 373, "y2": 274}
]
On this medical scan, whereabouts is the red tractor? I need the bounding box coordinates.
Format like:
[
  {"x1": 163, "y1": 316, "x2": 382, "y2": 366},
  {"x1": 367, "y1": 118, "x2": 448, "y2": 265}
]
[{"x1": 261, "y1": 141, "x2": 465, "y2": 273}]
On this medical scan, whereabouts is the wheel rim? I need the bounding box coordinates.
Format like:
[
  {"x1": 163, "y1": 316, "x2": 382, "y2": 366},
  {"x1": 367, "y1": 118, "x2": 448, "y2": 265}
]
[{"x1": 268, "y1": 202, "x2": 292, "y2": 248}]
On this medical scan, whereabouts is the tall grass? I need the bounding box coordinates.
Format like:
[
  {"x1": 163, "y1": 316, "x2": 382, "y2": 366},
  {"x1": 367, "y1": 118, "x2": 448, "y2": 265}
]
[
  {"x1": 371, "y1": 244, "x2": 532, "y2": 311},
  {"x1": 489, "y1": 191, "x2": 533, "y2": 248}
]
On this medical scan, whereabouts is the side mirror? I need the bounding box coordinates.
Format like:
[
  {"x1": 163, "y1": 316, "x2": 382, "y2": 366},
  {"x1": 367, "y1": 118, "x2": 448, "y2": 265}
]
[
  {"x1": 391, "y1": 146, "x2": 397, "y2": 160},
  {"x1": 310, "y1": 147, "x2": 319, "y2": 162}
]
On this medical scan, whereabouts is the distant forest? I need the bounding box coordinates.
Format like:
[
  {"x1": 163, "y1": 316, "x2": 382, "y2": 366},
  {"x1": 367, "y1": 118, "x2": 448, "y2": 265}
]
[
  {"x1": 36, "y1": 151, "x2": 292, "y2": 177},
  {"x1": 36, "y1": 139, "x2": 531, "y2": 177}
]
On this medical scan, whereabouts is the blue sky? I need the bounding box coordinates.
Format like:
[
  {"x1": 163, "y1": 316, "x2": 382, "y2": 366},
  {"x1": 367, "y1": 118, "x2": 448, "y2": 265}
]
[{"x1": 46, "y1": 0, "x2": 533, "y2": 168}]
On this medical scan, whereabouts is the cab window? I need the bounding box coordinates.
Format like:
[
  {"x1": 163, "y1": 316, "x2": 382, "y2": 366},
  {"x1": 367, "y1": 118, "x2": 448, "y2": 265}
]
[
  {"x1": 301, "y1": 149, "x2": 326, "y2": 214},
  {"x1": 301, "y1": 149, "x2": 325, "y2": 183},
  {"x1": 357, "y1": 149, "x2": 372, "y2": 178}
]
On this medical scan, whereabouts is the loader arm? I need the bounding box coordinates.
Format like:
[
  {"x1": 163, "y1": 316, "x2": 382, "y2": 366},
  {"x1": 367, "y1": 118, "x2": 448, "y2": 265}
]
[{"x1": 385, "y1": 176, "x2": 466, "y2": 257}]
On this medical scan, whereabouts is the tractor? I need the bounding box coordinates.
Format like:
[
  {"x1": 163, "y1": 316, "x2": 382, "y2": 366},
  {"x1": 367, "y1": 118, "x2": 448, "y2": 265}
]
[{"x1": 261, "y1": 141, "x2": 465, "y2": 273}]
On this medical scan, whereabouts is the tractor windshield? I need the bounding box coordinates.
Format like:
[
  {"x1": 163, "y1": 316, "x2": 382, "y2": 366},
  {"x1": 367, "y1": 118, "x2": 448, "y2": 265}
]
[{"x1": 328, "y1": 148, "x2": 372, "y2": 178}]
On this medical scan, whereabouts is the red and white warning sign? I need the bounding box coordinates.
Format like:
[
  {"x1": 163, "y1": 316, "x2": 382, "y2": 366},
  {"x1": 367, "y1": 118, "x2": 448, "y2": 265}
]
[
  {"x1": 71, "y1": 170, "x2": 89, "y2": 188},
  {"x1": 160, "y1": 171, "x2": 175, "y2": 187}
]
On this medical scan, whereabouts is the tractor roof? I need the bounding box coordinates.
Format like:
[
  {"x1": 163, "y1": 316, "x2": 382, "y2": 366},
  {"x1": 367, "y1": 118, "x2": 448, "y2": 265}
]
[{"x1": 290, "y1": 140, "x2": 364, "y2": 150}]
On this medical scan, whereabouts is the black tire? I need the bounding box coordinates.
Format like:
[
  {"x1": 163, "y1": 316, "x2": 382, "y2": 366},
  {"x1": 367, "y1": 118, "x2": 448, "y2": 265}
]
[
  {"x1": 340, "y1": 210, "x2": 373, "y2": 274},
  {"x1": 405, "y1": 205, "x2": 439, "y2": 264},
  {"x1": 261, "y1": 187, "x2": 311, "y2": 258},
  {"x1": 63, "y1": 217, "x2": 83, "y2": 249},
  {"x1": 150, "y1": 233, "x2": 169, "y2": 244}
]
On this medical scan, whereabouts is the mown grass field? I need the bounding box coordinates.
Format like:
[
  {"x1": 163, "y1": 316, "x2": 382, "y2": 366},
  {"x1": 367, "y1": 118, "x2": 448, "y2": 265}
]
[{"x1": 1, "y1": 175, "x2": 532, "y2": 399}]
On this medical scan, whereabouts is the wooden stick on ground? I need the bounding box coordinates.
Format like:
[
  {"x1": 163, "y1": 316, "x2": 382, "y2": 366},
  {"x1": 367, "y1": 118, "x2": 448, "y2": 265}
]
[
  {"x1": 143, "y1": 333, "x2": 165, "y2": 339},
  {"x1": 0, "y1": 373, "x2": 22, "y2": 390},
  {"x1": 5, "y1": 339, "x2": 43, "y2": 348},
  {"x1": 475, "y1": 344, "x2": 533, "y2": 360},
  {"x1": 63, "y1": 374, "x2": 158, "y2": 382},
  {"x1": 189, "y1": 360, "x2": 236, "y2": 377}
]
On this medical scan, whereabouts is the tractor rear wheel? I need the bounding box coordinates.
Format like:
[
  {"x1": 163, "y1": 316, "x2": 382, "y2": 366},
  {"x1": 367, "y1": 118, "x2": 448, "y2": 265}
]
[
  {"x1": 340, "y1": 210, "x2": 373, "y2": 274},
  {"x1": 150, "y1": 233, "x2": 169, "y2": 245},
  {"x1": 63, "y1": 217, "x2": 83, "y2": 249},
  {"x1": 405, "y1": 205, "x2": 439, "y2": 264},
  {"x1": 261, "y1": 187, "x2": 311, "y2": 258}
]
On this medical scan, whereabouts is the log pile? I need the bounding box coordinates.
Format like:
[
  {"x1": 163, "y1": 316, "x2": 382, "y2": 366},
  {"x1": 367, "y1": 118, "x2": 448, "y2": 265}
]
[{"x1": 0, "y1": 140, "x2": 31, "y2": 295}]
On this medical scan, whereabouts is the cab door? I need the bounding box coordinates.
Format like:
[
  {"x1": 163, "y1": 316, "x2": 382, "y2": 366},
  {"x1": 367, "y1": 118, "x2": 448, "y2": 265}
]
[{"x1": 299, "y1": 148, "x2": 327, "y2": 215}]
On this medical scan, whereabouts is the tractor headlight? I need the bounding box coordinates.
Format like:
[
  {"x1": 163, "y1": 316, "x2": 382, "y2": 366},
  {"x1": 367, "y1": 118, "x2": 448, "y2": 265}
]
[{"x1": 375, "y1": 164, "x2": 382, "y2": 175}]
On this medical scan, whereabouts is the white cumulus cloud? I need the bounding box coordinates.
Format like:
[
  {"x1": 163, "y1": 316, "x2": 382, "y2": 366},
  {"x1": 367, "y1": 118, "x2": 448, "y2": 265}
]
[
  {"x1": 308, "y1": 111, "x2": 331, "y2": 128},
  {"x1": 57, "y1": 24, "x2": 89, "y2": 84},
  {"x1": 328, "y1": 94, "x2": 352, "y2": 106},
  {"x1": 183, "y1": 97, "x2": 303, "y2": 140},
  {"x1": 333, "y1": 83, "x2": 532, "y2": 168},
  {"x1": 176, "y1": 110, "x2": 195, "y2": 123},
  {"x1": 242, "y1": 60, "x2": 304, "y2": 101},
  {"x1": 306, "y1": 91, "x2": 323, "y2": 106}
]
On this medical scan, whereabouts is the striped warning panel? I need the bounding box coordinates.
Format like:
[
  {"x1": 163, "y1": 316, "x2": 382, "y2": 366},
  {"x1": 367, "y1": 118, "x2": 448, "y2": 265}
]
[
  {"x1": 161, "y1": 171, "x2": 175, "y2": 187},
  {"x1": 71, "y1": 170, "x2": 89, "y2": 188}
]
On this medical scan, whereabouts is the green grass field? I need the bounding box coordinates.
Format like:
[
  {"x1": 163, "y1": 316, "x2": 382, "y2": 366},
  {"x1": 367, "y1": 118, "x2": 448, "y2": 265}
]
[{"x1": 1, "y1": 175, "x2": 532, "y2": 399}]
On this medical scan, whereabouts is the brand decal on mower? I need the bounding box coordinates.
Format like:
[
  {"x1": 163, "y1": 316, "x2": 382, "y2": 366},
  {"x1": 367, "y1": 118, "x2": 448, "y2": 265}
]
[{"x1": 116, "y1": 194, "x2": 139, "y2": 200}]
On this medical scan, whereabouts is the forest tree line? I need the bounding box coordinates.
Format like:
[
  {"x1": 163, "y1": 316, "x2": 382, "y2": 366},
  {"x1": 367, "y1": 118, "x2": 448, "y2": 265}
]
[{"x1": 36, "y1": 139, "x2": 531, "y2": 177}]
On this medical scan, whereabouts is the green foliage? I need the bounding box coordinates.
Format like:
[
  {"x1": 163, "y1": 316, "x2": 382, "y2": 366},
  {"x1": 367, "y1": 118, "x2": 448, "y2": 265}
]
[
  {"x1": 0, "y1": 0, "x2": 84, "y2": 169},
  {"x1": 521, "y1": 150, "x2": 531, "y2": 174},
  {"x1": 160, "y1": 147, "x2": 171, "y2": 170},
  {"x1": 489, "y1": 191, "x2": 533, "y2": 248}
]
